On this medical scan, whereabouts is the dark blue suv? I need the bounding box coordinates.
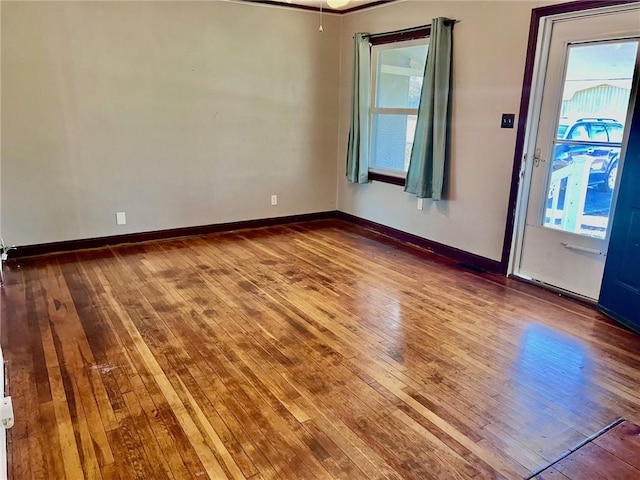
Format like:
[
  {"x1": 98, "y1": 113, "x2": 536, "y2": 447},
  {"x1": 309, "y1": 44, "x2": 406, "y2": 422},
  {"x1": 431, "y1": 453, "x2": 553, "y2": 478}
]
[{"x1": 554, "y1": 118, "x2": 623, "y2": 192}]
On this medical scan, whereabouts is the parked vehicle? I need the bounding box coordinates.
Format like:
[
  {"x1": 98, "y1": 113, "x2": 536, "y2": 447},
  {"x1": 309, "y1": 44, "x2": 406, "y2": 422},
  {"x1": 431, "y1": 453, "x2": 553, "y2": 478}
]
[{"x1": 553, "y1": 118, "x2": 623, "y2": 192}]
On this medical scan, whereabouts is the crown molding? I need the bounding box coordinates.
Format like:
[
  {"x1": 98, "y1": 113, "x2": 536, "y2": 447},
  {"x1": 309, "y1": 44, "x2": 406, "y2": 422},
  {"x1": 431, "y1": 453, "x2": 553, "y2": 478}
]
[{"x1": 239, "y1": 0, "x2": 397, "y2": 15}]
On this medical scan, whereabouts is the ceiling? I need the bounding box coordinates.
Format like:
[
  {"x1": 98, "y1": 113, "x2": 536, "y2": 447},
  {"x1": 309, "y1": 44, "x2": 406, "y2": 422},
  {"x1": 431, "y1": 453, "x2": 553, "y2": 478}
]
[{"x1": 282, "y1": 0, "x2": 391, "y2": 12}]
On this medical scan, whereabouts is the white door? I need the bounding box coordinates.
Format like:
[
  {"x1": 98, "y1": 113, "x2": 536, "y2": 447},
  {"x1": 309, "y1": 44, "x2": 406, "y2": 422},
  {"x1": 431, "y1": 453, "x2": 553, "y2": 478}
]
[{"x1": 515, "y1": 5, "x2": 640, "y2": 300}]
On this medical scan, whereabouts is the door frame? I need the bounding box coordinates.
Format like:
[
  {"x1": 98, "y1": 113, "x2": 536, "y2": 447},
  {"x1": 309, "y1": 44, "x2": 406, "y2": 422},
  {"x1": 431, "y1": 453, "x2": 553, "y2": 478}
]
[{"x1": 501, "y1": 0, "x2": 640, "y2": 276}]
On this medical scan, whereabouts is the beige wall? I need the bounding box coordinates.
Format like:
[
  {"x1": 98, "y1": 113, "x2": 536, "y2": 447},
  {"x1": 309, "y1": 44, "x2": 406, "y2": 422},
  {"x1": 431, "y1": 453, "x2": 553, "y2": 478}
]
[
  {"x1": 2, "y1": 0, "x2": 560, "y2": 262},
  {"x1": 338, "y1": 1, "x2": 544, "y2": 262},
  {"x1": 1, "y1": 1, "x2": 341, "y2": 246}
]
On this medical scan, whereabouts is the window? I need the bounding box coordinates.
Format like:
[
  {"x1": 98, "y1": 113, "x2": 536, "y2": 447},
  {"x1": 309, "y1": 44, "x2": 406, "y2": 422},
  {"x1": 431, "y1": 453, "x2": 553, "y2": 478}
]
[
  {"x1": 369, "y1": 38, "x2": 429, "y2": 179},
  {"x1": 607, "y1": 123, "x2": 624, "y2": 143},
  {"x1": 567, "y1": 124, "x2": 589, "y2": 140},
  {"x1": 557, "y1": 123, "x2": 569, "y2": 138},
  {"x1": 590, "y1": 123, "x2": 608, "y2": 142}
]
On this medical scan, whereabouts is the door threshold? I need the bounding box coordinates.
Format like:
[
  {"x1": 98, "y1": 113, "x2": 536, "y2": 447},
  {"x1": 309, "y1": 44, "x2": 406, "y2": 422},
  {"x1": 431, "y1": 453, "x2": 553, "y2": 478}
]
[{"x1": 510, "y1": 274, "x2": 598, "y2": 307}]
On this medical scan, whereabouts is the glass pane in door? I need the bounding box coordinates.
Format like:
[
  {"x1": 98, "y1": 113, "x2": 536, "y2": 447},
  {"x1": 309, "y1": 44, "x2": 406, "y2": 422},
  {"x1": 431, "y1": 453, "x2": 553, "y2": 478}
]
[{"x1": 544, "y1": 40, "x2": 639, "y2": 239}]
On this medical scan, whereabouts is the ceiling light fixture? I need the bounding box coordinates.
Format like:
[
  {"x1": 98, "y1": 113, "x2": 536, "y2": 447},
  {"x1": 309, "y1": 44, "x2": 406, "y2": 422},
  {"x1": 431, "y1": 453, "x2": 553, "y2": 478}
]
[{"x1": 327, "y1": 0, "x2": 350, "y2": 9}]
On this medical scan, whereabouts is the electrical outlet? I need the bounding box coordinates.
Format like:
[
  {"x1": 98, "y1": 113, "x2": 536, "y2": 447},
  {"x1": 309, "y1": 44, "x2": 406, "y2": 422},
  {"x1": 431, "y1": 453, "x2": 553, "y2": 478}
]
[
  {"x1": 271, "y1": 195, "x2": 278, "y2": 206},
  {"x1": 116, "y1": 212, "x2": 127, "y2": 225},
  {"x1": 0, "y1": 396, "x2": 13, "y2": 429},
  {"x1": 417, "y1": 198, "x2": 424, "y2": 211}
]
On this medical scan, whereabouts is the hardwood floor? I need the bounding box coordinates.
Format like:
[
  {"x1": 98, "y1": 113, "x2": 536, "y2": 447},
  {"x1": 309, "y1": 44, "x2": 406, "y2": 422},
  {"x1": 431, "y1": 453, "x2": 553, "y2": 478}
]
[
  {"x1": 534, "y1": 420, "x2": 640, "y2": 479},
  {"x1": 1, "y1": 219, "x2": 639, "y2": 479}
]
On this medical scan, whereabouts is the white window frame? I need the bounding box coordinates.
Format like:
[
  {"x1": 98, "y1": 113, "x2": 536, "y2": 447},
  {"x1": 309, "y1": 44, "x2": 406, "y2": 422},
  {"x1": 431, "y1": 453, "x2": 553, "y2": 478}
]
[{"x1": 369, "y1": 37, "x2": 429, "y2": 178}]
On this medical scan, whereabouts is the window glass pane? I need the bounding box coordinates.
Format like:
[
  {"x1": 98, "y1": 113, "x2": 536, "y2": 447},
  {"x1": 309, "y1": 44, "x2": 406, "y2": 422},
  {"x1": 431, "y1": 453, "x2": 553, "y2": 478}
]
[
  {"x1": 590, "y1": 124, "x2": 608, "y2": 142},
  {"x1": 607, "y1": 123, "x2": 624, "y2": 143},
  {"x1": 545, "y1": 40, "x2": 637, "y2": 239},
  {"x1": 567, "y1": 124, "x2": 588, "y2": 140},
  {"x1": 375, "y1": 44, "x2": 428, "y2": 109},
  {"x1": 557, "y1": 123, "x2": 569, "y2": 138},
  {"x1": 371, "y1": 114, "x2": 417, "y2": 172}
]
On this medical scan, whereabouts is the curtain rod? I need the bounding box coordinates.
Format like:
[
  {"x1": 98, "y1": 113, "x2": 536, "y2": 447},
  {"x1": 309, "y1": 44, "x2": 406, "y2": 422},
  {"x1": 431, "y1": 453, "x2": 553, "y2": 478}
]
[{"x1": 362, "y1": 19, "x2": 458, "y2": 40}]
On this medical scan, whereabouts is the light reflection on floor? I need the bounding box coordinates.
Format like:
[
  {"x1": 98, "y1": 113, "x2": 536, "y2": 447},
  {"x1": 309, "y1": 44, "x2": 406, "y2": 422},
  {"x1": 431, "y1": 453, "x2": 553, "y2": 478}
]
[{"x1": 512, "y1": 324, "x2": 592, "y2": 427}]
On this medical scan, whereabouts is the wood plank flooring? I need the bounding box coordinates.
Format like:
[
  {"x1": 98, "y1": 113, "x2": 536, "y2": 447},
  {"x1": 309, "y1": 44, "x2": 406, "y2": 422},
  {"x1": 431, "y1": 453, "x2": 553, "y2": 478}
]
[
  {"x1": 2, "y1": 219, "x2": 640, "y2": 479},
  {"x1": 534, "y1": 420, "x2": 640, "y2": 479}
]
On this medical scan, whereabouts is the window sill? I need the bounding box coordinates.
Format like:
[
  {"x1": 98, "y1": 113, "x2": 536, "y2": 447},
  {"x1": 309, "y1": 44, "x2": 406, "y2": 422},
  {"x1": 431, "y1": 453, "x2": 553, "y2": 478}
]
[{"x1": 369, "y1": 171, "x2": 406, "y2": 187}]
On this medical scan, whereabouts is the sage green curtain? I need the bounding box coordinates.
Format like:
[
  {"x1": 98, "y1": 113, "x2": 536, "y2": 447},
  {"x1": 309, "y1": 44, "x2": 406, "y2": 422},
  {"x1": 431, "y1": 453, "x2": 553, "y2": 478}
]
[
  {"x1": 405, "y1": 18, "x2": 453, "y2": 200},
  {"x1": 346, "y1": 33, "x2": 371, "y2": 184}
]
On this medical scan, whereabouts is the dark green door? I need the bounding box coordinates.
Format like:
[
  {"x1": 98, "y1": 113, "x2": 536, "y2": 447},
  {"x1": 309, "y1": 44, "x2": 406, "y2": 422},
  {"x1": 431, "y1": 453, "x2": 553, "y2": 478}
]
[{"x1": 599, "y1": 90, "x2": 640, "y2": 332}]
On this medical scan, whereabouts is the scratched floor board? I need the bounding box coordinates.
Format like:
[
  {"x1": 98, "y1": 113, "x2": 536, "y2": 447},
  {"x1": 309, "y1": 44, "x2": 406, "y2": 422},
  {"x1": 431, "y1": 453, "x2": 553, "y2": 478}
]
[{"x1": 2, "y1": 219, "x2": 640, "y2": 479}]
